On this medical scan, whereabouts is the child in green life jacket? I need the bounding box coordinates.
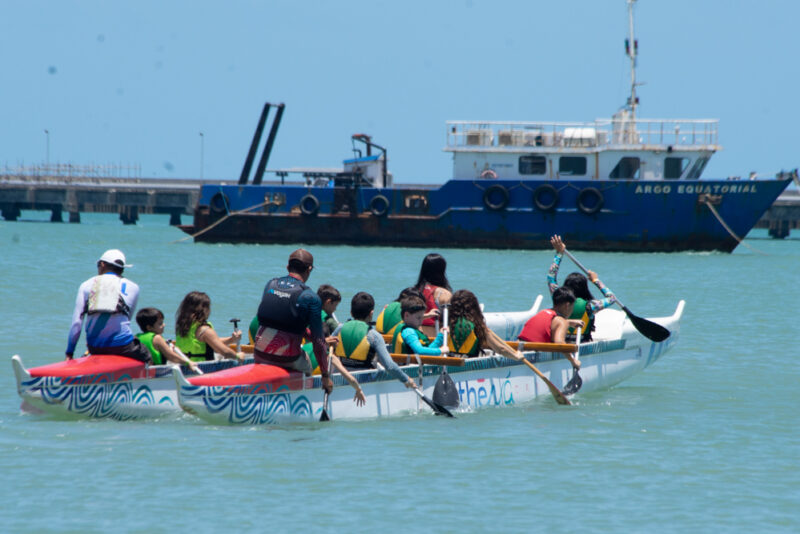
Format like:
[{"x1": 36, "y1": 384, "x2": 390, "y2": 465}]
[
  {"x1": 135, "y1": 307, "x2": 200, "y2": 373},
  {"x1": 332, "y1": 292, "x2": 417, "y2": 389},
  {"x1": 391, "y1": 295, "x2": 449, "y2": 356}
]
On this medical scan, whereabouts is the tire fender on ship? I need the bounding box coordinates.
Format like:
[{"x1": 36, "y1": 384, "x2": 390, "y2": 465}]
[
  {"x1": 209, "y1": 192, "x2": 230, "y2": 215},
  {"x1": 299, "y1": 193, "x2": 320, "y2": 216},
  {"x1": 533, "y1": 184, "x2": 559, "y2": 212},
  {"x1": 576, "y1": 187, "x2": 604, "y2": 215},
  {"x1": 369, "y1": 194, "x2": 390, "y2": 217},
  {"x1": 483, "y1": 184, "x2": 509, "y2": 211}
]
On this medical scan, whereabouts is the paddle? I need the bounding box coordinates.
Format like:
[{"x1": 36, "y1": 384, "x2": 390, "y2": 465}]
[
  {"x1": 519, "y1": 356, "x2": 571, "y2": 405},
  {"x1": 320, "y1": 391, "x2": 331, "y2": 422},
  {"x1": 562, "y1": 327, "x2": 583, "y2": 395},
  {"x1": 562, "y1": 248, "x2": 671, "y2": 342},
  {"x1": 413, "y1": 387, "x2": 455, "y2": 418},
  {"x1": 433, "y1": 305, "x2": 459, "y2": 410}
]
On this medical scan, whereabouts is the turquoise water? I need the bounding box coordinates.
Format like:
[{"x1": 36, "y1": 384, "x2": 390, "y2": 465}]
[{"x1": 1, "y1": 213, "x2": 799, "y2": 533}]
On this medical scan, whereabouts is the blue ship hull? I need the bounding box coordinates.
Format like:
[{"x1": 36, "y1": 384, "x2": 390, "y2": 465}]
[{"x1": 183, "y1": 177, "x2": 790, "y2": 252}]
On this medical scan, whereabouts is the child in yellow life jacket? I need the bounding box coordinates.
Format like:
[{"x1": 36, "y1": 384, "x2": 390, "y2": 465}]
[
  {"x1": 446, "y1": 290, "x2": 523, "y2": 360},
  {"x1": 391, "y1": 295, "x2": 449, "y2": 356},
  {"x1": 135, "y1": 307, "x2": 200, "y2": 372},
  {"x1": 331, "y1": 292, "x2": 417, "y2": 389}
]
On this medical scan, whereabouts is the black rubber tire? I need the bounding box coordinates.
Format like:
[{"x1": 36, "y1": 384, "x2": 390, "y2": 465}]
[
  {"x1": 533, "y1": 184, "x2": 559, "y2": 212},
  {"x1": 576, "y1": 187, "x2": 604, "y2": 215},
  {"x1": 299, "y1": 194, "x2": 320, "y2": 216},
  {"x1": 483, "y1": 184, "x2": 509, "y2": 211},
  {"x1": 369, "y1": 195, "x2": 390, "y2": 217},
  {"x1": 209, "y1": 192, "x2": 230, "y2": 214}
]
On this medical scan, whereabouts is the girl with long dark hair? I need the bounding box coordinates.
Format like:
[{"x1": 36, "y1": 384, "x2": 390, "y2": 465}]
[
  {"x1": 175, "y1": 291, "x2": 243, "y2": 362},
  {"x1": 413, "y1": 253, "x2": 453, "y2": 337},
  {"x1": 447, "y1": 289, "x2": 521, "y2": 359}
]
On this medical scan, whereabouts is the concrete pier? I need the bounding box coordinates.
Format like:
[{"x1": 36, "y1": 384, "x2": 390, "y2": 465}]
[
  {"x1": 0, "y1": 175, "x2": 235, "y2": 225},
  {"x1": 755, "y1": 189, "x2": 800, "y2": 238}
]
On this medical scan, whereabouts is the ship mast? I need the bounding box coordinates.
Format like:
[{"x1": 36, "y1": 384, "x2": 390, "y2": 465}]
[{"x1": 625, "y1": 0, "x2": 638, "y2": 119}]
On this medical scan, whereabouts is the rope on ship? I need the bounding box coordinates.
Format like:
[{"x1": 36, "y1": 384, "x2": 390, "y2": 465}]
[
  {"x1": 170, "y1": 200, "x2": 271, "y2": 244},
  {"x1": 699, "y1": 194, "x2": 766, "y2": 255}
]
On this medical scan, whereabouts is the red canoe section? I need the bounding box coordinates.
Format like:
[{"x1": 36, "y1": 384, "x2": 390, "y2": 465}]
[
  {"x1": 28, "y1": 355, "x2": 148, "y2": 382},
  {"x1": 188, "y1": 363, "x2": 303, "y2": 390}
]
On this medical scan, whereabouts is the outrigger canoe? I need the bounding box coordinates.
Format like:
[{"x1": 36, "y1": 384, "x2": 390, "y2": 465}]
[
  {"x1": 174, "y1": 300, "x2": 685, "y2": 425},
  {"x1": 9, "y1": 302, "x2": 543, "y2": 421},
  {"x1": 11, "y1": 355, "x2": 244, "y2": 421}
]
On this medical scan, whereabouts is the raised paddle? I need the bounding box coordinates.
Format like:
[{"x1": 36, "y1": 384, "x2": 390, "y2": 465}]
[{"x1": 562, "y1": 248, "x2": 671, "y2": 342}]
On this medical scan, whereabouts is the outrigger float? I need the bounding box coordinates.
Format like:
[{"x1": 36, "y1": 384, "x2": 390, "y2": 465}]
[
  {"x1": 10, "y1": 304, "x2": 542, "y2": 421},
  {"x1": 173, "y1": 301, "x2": 684, "y2": 425}
]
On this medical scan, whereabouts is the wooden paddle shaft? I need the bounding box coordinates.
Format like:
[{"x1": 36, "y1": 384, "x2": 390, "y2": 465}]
[{"x1": 380, "y1": 334, "x2": 576, "y2": 354}]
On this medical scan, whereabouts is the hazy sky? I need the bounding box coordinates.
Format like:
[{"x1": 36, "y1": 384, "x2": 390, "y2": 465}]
[{"x1": 3, "y1": 0, "x2": 798, "y2": 183}]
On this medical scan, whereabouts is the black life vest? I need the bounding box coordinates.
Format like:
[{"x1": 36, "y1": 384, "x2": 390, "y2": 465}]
[{"x1": 257, "y1": 276, "x2": 310, "y2": 335}]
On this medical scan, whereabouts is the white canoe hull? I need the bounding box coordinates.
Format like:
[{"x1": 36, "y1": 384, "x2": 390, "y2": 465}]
[
  {"x1": 175, "y1": 301, "x2": 684, "y2": 425},
  {"x1": 11, "y1": 357, "x2": 243, "y2": 421}
]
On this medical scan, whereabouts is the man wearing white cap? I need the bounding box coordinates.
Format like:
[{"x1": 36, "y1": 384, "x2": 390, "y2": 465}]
[{"x1": 65, "y1": 249, "x2": 151, "y2": 363}]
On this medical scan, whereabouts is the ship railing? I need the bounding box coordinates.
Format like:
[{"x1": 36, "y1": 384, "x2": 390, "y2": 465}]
[{"x1": 445, "y1": 119, "x2": 719, "y2": 149}]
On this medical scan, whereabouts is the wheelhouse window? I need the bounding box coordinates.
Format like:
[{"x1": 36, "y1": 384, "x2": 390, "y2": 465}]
[
  {"x1": 685, "y1": 157, "x2": 709, "y2": 180},
  {"x1": 519, "y1": 155, "x2": 546, "y2": 175},
  {"x1": 559, "y1": 156, "x2": 587, "y2": 176},
  {"x1": 610, "y1": 157, "x2": 640, "y2": 179},
  {"x1": 664, "y1": 157, "x2": 689, "y2": 180}
]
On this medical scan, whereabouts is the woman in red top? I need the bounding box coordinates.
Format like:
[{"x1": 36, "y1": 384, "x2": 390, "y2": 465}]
[{"x1": 413, "y1": 253, "x2": 453, "y2": 338}]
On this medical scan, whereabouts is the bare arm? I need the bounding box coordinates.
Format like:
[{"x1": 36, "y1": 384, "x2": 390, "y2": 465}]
[
  {"x1": 152, "y1": 334, "x2": 200, "y2": 372},
  {"x1": 197, "y1": 326, "x2": 243, "y2": 361},
  {"x1": 329, "y1": 353, "x2": 366, "y2": 406},
  {"x1": 551, "y1": 317, "x2": 581, "y2": 369},
  {"x1": 484, "y1": 329, "x2": 523, "y2": 360},
  {"x1": 434, "y1": 287, "x2": 452, "y2": 307}
]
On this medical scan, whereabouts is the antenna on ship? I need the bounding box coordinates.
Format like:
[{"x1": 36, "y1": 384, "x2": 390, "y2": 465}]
[{"x1": 625, "y1": 0, "x2": 639, "y2": 119}]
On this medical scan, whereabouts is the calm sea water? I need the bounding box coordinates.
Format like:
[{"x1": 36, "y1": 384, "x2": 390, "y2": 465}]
[{"x1": 1, "y1": 212, "x2": 798, "y2": 533}]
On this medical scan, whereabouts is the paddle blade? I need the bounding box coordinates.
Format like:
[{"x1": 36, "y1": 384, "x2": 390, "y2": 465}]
[
  {"x1": 319, "y1": 392, "x2": 330, "y2": 422},
  {"x1": 416, "y1": 388, "x2": 455, "y2": 418},
  {"x1": 433, "y1": 369, "x2": 460, "y2": 409},
  {"x1": 622, "y1": 306, "x2": 671, "y2": 342},
  {"x1": 563, "y1": 368, "x2": 583, "y2": 395}
]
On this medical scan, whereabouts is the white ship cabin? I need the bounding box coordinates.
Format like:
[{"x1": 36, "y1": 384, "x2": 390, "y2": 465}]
[{"x1": 445, "y1": 111, "x2": 720, "y2": 181}]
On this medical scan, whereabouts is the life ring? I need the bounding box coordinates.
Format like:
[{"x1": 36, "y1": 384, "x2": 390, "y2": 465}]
[
  {"x1": 369, "y1": 195, "x2": 390, "y2": 217},
  {"x1": 576, "y1": 187, "x2": 604, "y2": 215},
  {"x1": 480, "y1": 169, "x2": 498, "y2": 179},
  {"x1": 209, "y1": 192, "x2": 230, "y2": 215},
  {"x1": 533, "y1": 184, "x2": 559, "y2": 212},
  {"x1": 483, "y1": 184, "x2": 509, "y2": 211},
  {"x1": 299, "y1": 194, "x2": 320, "y2": 216}
]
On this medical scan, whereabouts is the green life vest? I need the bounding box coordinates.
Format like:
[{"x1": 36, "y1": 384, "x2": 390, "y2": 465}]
[
  {"x1": 376, "y1": 302, "x2": 402, "y2": 336},
  {"x1": 568, "y1": 298, "x2": 592, "y2": 340},
  {"x1": 334, "y1": 320, "x2": 375, "y2": 369},
  {"x1": 248, "y1": 316, "x2": 259, "y2": 345},
  {"x1": 447, "y1": 317, "x2": 479, "y2": 357},
  {"x1": 136, "y1": 331, "x2": 163, "y2": 365},
  {"x1": 391, "y1": 323, "x2": 430, "y2": 354},
  {"x1": 321, "y1": 310, "x2": 338, "y2": 338},
  {"x1": 176, "y1": 321, "x2": 214, "y2": 362}
]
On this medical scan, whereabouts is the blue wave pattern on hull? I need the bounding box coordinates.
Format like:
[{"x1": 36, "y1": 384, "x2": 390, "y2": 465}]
[
  {"x1": 23, "y1": 375, "x2": 167, "y2": 421},
  {"x1": 179, "y1": 383, "x2": 313, "y2": 424}
]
